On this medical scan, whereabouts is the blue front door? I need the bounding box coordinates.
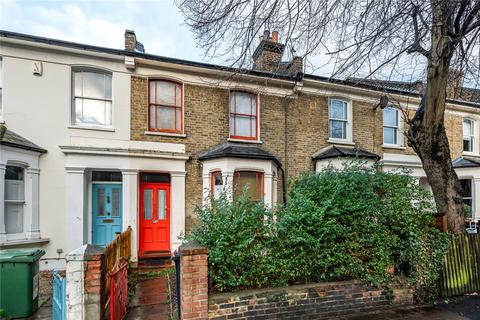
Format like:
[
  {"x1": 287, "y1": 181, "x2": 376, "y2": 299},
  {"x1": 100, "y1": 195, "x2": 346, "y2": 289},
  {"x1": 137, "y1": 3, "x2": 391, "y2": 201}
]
[{"x1": 92, "y1": 183, "x2": 122, "y2": 246}]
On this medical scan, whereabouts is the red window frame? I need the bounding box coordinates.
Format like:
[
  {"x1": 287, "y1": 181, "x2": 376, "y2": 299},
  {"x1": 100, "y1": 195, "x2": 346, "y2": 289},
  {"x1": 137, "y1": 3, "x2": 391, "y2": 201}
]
[
  {"x1": 233, "y1": 171, "x2": 264, "y2": 201},
  {"x1": 229, "y1": 91, "x2": 258, "y2": 140},
  {"x1": 148, "y1": 80, "x2": 183, "y2": 133}
]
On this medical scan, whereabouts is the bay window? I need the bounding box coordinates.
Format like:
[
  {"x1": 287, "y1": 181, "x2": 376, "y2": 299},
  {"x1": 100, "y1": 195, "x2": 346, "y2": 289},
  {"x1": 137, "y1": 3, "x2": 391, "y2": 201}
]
[
  {"x1": 233, "y1": 171, "x2": 264, "y2": 201},
  {"x1": 328, "y1": 98, "x2": 350, "y2": 140},
  {"x1": 148, "y1": 80, "x2": 183, "y2": 133},
  {"x1": 383, "y1": 107, "x2": 401, "y2": 145},
  {"x1": 229, "y1": 91, "x2": 258, "y2": 140},
  {"x1": 5, "y1": 165, "x2": 25, "y2": 235},
  {"x1": 72, "y1": 69, "x2": 112, "y2": 127},
  {"x1": 463, "y1": 118, "x2": 474, "y2": 152}
]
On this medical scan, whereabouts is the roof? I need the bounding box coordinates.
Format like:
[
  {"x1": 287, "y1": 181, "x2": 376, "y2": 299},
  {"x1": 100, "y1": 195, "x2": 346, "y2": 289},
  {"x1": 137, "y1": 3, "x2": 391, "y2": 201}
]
[
  {"x1": 0, "y1": 30, "x2": 298, "y2": 82},
  {"x1": 198, "y1": 143, "x2": 282, "y2": 167},
  {"x1": 1, "y1": 29, "x2": 478, "y2": 107},
  {"x1": 344, "y1": 77, "x2": 480, "y2": 105},
  {"x1": 452, "y1": 156, "x2": 480, "y2": 168},
  {"x1": 0, "y1": 126, "x2": 47, "y2": 153},
  {"x1": 312, "y1": 145, "x2": 380, "y2": 161}
]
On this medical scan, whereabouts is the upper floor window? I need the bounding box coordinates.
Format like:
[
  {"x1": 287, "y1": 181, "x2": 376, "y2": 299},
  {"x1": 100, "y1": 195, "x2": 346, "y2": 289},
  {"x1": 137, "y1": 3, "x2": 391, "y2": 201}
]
[
  {"x1": 148, "y1": 80, "x2": 183, "y2": 133},
  {"x1": 460, "y1": 178, "x2": 473, "y2": 218},
  {"x1": 328, "y1": 98, "x2": 351, "y2": 140},
  {"x1": 210, "y1": 171, "x2": 223, "y2": 200},
  {"x1": 383, "y1": 107, "x2": 401, "y2": 145},
  {"x1": 229, "y1": 91, "x2": 258, "y2": 140},
  {"x1": 463, "y1": 118, "x2": 474, "y2": 152},
  {"x1": 72, "y1": 69, "x2": 112, "y2": 127},
  {"x1": 5, "y1": 165, "x2": 25, "y2": 235},
  {"x1": 233, "y1": 171, "x2": 263, "y2": 201}
]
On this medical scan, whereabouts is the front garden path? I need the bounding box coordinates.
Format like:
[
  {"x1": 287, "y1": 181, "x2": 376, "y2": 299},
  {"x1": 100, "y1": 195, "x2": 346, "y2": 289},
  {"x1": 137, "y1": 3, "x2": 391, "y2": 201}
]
[{"x1": 125, "y1": 266, "x2": 173, "y2": 320}]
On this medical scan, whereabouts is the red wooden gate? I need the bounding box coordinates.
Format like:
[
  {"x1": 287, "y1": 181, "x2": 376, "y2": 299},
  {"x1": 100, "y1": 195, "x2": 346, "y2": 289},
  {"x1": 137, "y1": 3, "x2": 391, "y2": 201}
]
[{"x1": 109, "y1": 258, "x2": 128, "y2": 320}]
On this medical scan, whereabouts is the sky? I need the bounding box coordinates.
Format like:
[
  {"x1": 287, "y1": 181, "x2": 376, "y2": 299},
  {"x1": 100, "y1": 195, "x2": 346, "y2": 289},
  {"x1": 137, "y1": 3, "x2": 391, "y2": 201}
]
[
  {"x1": 1, "y1": 0, "x2": 473, "y2": 87},
  {"x1": 0, "y1": 0, "x2": 206, "y2": 62}
]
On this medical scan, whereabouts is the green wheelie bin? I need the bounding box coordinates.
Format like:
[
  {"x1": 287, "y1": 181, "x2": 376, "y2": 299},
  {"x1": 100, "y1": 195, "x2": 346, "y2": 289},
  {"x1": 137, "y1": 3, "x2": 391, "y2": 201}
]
[{"x1": 0, "y1": 248, "x2": 45, "y2": 318}]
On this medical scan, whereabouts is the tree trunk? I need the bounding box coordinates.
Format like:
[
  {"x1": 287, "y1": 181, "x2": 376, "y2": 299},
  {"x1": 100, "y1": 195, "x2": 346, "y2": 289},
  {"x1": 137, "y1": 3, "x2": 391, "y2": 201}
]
[
  {"x1": 408, "y1": 1, "x2": 465, "y2": 233},
  {"x1": 408, "y1": 116, "x2": 465, "y2": 234}
]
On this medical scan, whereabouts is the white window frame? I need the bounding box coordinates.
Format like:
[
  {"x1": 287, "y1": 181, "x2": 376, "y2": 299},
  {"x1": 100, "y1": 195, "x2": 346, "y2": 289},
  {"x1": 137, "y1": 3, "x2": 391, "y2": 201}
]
[
  {"x1": 382, "y1": 107, "x2": 403, "y2": 147},
  {"x1": 459, "y1": 177, "x2": 474, "y2": 219},
  {"x1": 0, "y1": 57, "x2": 3, "y2": 120},
  {"x1": 71, "y1": 67, "x2": 113, "y2": 129},
  {"x1": 463, "y1": 118, "x2": 475, "y2": 154},
  {"x1": 4, "y1": 164, "x2": 26, "y2": 240},
  {"x1": 328, "y1": 98, "x2": 352, "y2": 143},
  {"x1": 1, "y1": 143, "x2": 43, "y2": 244}
]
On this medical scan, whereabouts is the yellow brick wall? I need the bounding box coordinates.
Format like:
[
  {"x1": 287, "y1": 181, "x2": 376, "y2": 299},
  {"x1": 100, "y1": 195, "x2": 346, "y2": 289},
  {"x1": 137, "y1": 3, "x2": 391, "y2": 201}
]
[{"x1": 130, "y1": 76, "x2": 464, "y2": 233}]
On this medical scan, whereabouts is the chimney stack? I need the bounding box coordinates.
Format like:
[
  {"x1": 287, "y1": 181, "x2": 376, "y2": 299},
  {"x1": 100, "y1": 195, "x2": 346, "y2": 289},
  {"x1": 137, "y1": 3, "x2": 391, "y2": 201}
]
[
  {"x1": 125, "y1": 30, "x2": 137, "y2": 52},
  {"x1": 252, "y1": 30, "x2": 285, "y2": 73},
  {"x1": 446, "y1": 68, "x2": 464, "y2": 99}
]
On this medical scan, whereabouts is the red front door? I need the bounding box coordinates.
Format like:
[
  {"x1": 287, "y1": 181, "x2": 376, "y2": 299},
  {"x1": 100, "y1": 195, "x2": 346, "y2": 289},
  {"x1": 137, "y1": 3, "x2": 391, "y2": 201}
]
[{"x1": 139, "y1": 182, "x2": 171, "y2": 257}]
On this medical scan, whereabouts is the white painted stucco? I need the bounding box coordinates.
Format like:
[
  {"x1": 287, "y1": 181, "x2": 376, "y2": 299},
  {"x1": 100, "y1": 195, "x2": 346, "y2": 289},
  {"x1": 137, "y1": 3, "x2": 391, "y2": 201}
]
[{"x1": 1, "y1": 40, "x2": 187, "y2": 269}]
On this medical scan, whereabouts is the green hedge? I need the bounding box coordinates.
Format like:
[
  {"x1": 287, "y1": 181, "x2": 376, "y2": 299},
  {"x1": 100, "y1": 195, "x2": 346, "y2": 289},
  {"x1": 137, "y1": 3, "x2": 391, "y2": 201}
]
[{"x1": 190, "y1": 161, "x2": 449, "y2": 299}]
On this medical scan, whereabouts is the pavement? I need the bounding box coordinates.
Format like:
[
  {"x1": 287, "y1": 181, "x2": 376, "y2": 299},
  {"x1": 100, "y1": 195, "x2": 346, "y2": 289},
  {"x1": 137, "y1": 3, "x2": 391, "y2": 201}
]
[{"x1": 340, "y1": 295, "x2": 480, "y2": 320}]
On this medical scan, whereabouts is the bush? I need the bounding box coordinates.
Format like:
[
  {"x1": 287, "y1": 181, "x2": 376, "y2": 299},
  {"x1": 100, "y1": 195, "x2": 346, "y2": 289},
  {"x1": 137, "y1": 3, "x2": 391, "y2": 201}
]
[
  {"x1": 274, "y1": 161, "x2": 449, "y2": 293},
  {"x1": 190, "y1": 160, "x2": 449, "y2": 297},
  {"x1": 190, "y1": 194, "x2": 276, "y2": 292}
]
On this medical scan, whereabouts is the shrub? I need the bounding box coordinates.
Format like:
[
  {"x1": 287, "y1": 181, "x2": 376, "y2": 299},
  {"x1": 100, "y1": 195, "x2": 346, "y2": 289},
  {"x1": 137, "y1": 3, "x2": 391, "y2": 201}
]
[
  {"x1": 190, "y1": 194, "x2": 276, "y2": 292},
  {"x1": 274, "y1": 161, "x2": 449, "y2": 293},
  {"x1": 190, "y1": 160, "x2": 449, "y2": 297}
]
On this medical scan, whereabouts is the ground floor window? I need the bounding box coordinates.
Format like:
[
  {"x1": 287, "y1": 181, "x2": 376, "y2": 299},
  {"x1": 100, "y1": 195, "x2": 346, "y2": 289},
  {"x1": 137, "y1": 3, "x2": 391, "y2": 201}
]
[
  {"x1": 210, "y1": 171, "x2": 223, "y2": 200},
  {"x1": 460, "y1": 178, "x2": 473, "y2": 218},
  {"x1": 5, "y1": 165, "x2": 25, "y2": 235},
  {"x1": 233, "y1": 171, "x2": 264, "y2": 201}
]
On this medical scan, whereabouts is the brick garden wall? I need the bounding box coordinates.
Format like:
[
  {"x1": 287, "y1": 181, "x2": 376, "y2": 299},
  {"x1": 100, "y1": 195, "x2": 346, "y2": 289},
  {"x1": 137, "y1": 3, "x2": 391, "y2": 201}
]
[{"x1": 208, "y1": 280, "x2": 412, "y2": 320}]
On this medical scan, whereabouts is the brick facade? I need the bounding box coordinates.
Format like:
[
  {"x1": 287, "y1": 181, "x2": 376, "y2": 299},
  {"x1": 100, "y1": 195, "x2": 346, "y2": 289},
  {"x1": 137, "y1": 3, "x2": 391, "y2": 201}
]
[
  {"x1": 130, "y1": 75, "x2": 465, "y2": 234},
  {"x1": 179, "y1": 242, "x2": 209, "y2": 320},
  {"x1": 208, "y1": 279, "x2": 412, "y2": 319}
]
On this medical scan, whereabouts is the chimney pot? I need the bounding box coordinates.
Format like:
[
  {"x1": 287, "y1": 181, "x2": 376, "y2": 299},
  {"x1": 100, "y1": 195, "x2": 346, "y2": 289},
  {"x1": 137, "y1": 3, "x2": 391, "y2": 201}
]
[
  {"x1": 263, "y1": 30, "x2": 270, "y2": 40},
  {"x1": 271, "y1": 31, "x2": 278, "y2": 43}
]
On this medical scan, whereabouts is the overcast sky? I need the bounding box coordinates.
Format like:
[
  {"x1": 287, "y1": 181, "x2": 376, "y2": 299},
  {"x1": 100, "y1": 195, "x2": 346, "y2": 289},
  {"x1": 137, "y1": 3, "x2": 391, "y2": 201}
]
[
  {"x1": 0, "y1": 0, "x2": 447, "y2": 84},
  {"x1": 0, "y1": 0, "x2": 207, "y2": 61}
]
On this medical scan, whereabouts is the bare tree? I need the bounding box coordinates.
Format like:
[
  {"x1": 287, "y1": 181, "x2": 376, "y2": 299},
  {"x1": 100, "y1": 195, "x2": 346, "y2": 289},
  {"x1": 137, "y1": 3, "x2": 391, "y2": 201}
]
[{"x1": 177, "y1": 0, "x2": 480, "y2": 233}]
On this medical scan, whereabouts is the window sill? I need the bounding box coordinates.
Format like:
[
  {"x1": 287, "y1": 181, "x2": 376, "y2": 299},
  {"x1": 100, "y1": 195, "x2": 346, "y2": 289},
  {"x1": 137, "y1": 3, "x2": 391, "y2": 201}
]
[
  {"x1": 144, "y1": 131, "x2": 187, "y2": 138},
  {"x1": 227, "y1": 138, "x2": 263, "y2": 144},
  {"x1": 463, "y1": 151, "x2": 478, "y2": 157},
  {"x1": 382, "y1": 144, "x2": 406, "y2": 150},
  {"x1": 68, "y1": 125, "x2": 115, "y2": 132},
  {"x1": 327, "y1": 139, "x2": 355, "y2": 146},
  {"x1": 0, "y1": 238, "x2": 50, "y2": 248}
]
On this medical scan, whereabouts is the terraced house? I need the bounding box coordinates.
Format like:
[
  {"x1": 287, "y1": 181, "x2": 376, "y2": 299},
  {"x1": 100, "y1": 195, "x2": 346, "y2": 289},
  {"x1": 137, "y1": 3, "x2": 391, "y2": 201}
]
[{"x1": 0, "y1": 29, "x2": 479, "y2": 269}]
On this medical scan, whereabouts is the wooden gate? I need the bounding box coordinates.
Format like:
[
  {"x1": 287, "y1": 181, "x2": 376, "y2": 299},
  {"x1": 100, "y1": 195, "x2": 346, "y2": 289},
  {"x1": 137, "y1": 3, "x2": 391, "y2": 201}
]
[
  {"x1": 102, "y1": 226, "x2": 131, "y2": 319},
  {"x1": 52, "y1": 269, "x2": 66, "y2": 320},
  {"x1": 439, "y1": 234, "x2": 480, "y2": 297},
  {"x1": 109, "y1": 259, "x2": 129, "y2": 320}
]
